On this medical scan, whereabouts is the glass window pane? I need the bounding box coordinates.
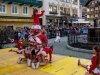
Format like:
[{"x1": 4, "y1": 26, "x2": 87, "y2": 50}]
[
  {"x1": 23, "y1": 7, "x2": 25, "y2": 14},
  {"x1": 12, "y1": 6, "x2": 14, "y2": 13},
  {"x1": 2, "y1": 5, "x2": 5, "y2": 12},
  {"x1": 49, "y1": 6, "x2": 52, "y2": 12},
  {"x1": 15, "y1": 6, "x2": 17, "y2": 13},
  {"x1": 53, "y1": 6, "x2": 57, "y2": 12},
  {"x1": 0, "y1": 4, "x2": 2, "y2": 12},
  {"x1": 26, "y1": 7, "x2": 27, "y2": 14}
]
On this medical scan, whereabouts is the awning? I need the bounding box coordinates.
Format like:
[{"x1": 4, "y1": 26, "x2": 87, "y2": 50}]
[
  {"x1": 73, "y1": 21, "x2": 90, "y2": 23},
  {"x1": 0, "y1": 0, "x2": 43, "y2": 7}
]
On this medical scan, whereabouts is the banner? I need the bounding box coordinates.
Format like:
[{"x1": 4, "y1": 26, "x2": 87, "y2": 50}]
[{"x1": 0, "y1": 18, "x2": 33, "y2": 22}]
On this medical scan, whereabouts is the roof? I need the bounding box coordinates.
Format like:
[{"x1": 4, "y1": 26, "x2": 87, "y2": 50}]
[
  {"x1": 85, "y1": 0, "x2": 100, "y2": 7},
  {"x1": 85, "y1": 0, "x2": 93, "y2": 6},
  {"x1": 0, "y1": 0, "x2": 43, "y2": 7}
]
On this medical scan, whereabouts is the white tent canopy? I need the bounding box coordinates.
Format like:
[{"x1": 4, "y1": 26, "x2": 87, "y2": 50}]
[{"x1": 73, "y1": 19, "x2": 90, "y2": 23}]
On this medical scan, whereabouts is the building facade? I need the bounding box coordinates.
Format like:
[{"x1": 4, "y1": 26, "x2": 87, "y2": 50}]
[
  {"x1": 0, "y1": 0, "x2": 43, "y2": 29},
  {"x1": 85, "y1": 0, "x2": 100, "y2": 25},
  {"x1": 42, "y1": 0, "x2": 80, "y2": 26}
]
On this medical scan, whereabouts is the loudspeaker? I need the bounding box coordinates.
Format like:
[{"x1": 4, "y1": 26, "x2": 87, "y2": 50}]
[
  {"x1": 88, "y1": 29, "x2": 95, "y2": 42},
  {"x1": 88, "y1": 28, "x2": 100, "y2": 42}
]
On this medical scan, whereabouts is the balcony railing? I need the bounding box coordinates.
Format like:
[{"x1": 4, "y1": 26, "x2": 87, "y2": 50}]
[
  {"x1": 0, "y1": 0, "x2": 42, "y2": 7},
  {"x1": 87, "y1": 10, "x2": 100, "y2": 15},
  {"x1": 87, "y1": 11, "x2": 94, "y2": 15},
  {"x1": 87, "y1": 18, "x2": 93, "y2": 20},
  {"x1": 89, "y1": 4, "x2": 95, "y2": 8},
  {"x1": 95, "y1": 3, "x2": 100, "y2": 7},
  {"x1": 49, "y1": 11, "x2": 58, "y2": 14},
  {"x1": 60, "y1": 12, "x2": 70, "y2": 16},
  {"x1": 72, "y1": 14, "x2": 78, "y2": 17},
  {"x1": 95, "y1": 10, "x2": 99, "y2": 14}
]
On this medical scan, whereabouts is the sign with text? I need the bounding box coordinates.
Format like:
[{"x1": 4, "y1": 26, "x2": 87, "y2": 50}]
[{"x1": 0, "y1": 18, "x2": 33, "y2": 22}]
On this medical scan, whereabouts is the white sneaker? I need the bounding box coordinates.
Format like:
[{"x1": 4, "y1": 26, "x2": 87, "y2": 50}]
[
  {"x1": 32, "y1": 63, "x2": 36, "y2": 69},
  {"x1": 36, "y1": 62, "x2": 40, "y2": 69},
  {"x1": 17, "y1": 57, "x2": 22, "y2": 64},
  {"x1": 27, "y1": 59, "x2": 31, "y2": 67}
]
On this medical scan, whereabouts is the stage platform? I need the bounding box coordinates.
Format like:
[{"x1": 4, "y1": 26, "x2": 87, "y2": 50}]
[{"x1": 0, "y1": 48, "x2": 92, "y2": 75}]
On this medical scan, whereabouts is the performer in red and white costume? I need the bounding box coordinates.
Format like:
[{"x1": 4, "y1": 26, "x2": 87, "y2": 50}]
[
  {"x1": 8, "y1": 38, "x2": 24, "y2": 54},
  {"x1": 31, "y1": 45, "x2": 53, "y2": 69},
  {"x1": 31, "y1": 8, "x2": 45, "y2": 31},
  {"x1": 43, "y1": 45, "x2": 53, "y2": 63},
  {"x1": 78, "y1": 45, "x2": 100, "y2": 75}
]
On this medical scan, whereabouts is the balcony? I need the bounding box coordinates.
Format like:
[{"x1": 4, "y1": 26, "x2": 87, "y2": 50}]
[
  {"x1": 89, "y1": 4, "x2": 95, "y2": 8},
  {"x1": 0, "y1": 0, "x2": 42, "y2": 7},
  {"x1": 49, "y1": 11, "x2": 58, "y2": 14},
  {"x1": 72, "y1": 14, "x2": 78, "y2": 17},
  {"x1": 87, "y1": 10, "x2": 100, "y2": 15},
  {"x1": 95, "y1": 3, "x2": 100, "y2": 7},
  {"x1": 87, "y1": 11, "x2": 94, "y2": 15},
  {"x1": 87, "y1": 18, "x2": 93, "y2": 20},
  {"x1": 60, "y1": 12, "x2": 70, "y2": 16},
  {"x1": 94, "y1": 10, "x2": 99, "y2": 14}
]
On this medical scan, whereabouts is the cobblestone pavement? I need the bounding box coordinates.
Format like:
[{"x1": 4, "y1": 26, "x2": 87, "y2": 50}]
[
  {"x1": 49, "y1": 37, "x2": 93, "y2": 60},
  {"x1": 3, "y1": 37, "x2": 93, "y2": 59}
]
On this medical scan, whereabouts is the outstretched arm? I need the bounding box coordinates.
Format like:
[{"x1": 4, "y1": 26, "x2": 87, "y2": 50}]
[{"x1": 37, "y1": 10, "x2": 45, "y2": 17}]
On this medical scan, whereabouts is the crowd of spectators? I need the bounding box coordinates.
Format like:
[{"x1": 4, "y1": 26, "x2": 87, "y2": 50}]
[
  {"x1": 3, "y1": 25, "x2": 88, "y2": 44},
  {"x1": 44, "y1": 25, "x2": 88, "y2": 39}
]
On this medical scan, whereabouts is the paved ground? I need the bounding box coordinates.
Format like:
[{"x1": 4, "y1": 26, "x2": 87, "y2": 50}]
[
  {"x1": 49, "y1": 37, "x2": 92, "y2": 59},
  {"x1": 3, "y1": 37, "x2": 93, "y2": 59}
]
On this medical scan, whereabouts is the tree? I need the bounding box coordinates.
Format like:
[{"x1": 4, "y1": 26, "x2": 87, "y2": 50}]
[{"x1": 0, "y1": 26, "x2": 11, "y2": 49}]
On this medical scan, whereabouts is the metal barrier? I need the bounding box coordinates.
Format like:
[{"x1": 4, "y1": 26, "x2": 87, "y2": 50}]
[{"x1": 68, "y1": 34, "x2": 100, "y2": 50}]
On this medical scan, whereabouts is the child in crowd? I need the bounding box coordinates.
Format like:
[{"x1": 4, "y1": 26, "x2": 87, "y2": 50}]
[
  {"x1": 54, "y1": 31, "x2": 60, "y2": 43},
  {"x1": 78, "y1": 45, "x2": 100, "y2": 75}
]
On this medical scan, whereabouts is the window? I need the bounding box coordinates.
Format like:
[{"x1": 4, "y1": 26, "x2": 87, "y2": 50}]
[
  {"x1": 66, "y1": 8, "x2": 70, "y2": 14},
  {"x1": 60, "y1": 7, "x2": 63, "y2": 13},
  {"x1": 22, "y1": 6, "x2": 28, "y2": 15},
  {"x1": 49, "y1": 5, "x2": 57, "y2": 14},
  {"x1": 73, "y1": 0, "x2": 78, "y2": 5},
  {"x1": 7, "y1": 24, "x2": 14, "y2": 30},
  {"x1": 49, "y1": 5, "x2": 53, "y2": 12},
  {"x1": 53, "y1": 6, "x2": 57, "y2": 12},
  {"x1": 0, "y1": 4, "x2": 6, "y2": 13},
  {"x1": 66, "y1": 0, "x2": 70, "y2": 3},
  {"x1": 12, "y1": 5, "x2": 18, "y2": 14},
  {"x1": 63, "y1": 0, "x2": 66, "y2": 2}
]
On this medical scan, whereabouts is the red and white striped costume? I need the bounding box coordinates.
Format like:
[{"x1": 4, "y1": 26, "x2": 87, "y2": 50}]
[
  {"x1": 43, "y1": 47, "x2": 52, "y2": 61},
  {"x1": 87, "y1": 54, "x2": 100, "y2": 75},
  {"x1": 28, "y1": 35, "x2": 43, "y2": 55},
  {"x1": 31, "y1": 10, "x2": 45, "y2": 30}
]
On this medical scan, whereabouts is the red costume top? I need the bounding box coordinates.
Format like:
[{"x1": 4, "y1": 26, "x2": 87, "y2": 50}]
[
  {"x1": 37, "y1": 34, "x2": 48, "y2": 47},
  {"x1": 88, "y1": 54, "x2": 98, "y2": 74},
  {"x1": 30, "y1": 33, "x2": 48, "y2": 47},
  {"x1": 44, "y1": 47, "x2": 52, "y2": 61},
  {"x1": 12, "y1": 39, "x2": 24, "y2": 50},
  {"x1": 32, "y1": 10, "x2": 45, "y2": 25}
]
